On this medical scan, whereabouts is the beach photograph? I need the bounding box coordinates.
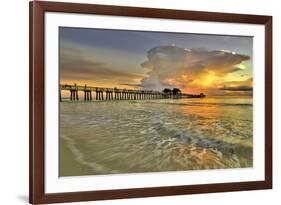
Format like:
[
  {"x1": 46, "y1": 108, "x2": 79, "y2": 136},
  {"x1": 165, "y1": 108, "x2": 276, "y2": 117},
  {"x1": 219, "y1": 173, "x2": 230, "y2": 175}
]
[{"x1": 59, "y1": 27, "x2": 253, "y2": 177}]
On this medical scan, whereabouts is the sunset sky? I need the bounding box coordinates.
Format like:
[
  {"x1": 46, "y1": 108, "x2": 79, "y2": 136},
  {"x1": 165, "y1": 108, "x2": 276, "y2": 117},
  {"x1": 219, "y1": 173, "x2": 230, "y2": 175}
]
[{"x1": 59, "y1": 27, "x2": 253, "y2": 96}]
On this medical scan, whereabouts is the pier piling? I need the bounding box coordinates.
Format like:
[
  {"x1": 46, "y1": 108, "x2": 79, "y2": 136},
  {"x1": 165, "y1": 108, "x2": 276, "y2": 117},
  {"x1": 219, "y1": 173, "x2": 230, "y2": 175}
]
[{"x1": 60, "y1": 84, "x2": 205, "y2": 102}]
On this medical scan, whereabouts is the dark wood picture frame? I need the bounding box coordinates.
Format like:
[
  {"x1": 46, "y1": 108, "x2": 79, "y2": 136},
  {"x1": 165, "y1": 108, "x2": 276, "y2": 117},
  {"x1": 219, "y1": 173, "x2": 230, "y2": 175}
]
[{"x1": 29, "y1": 1, "x2": 272, "y2": 204}]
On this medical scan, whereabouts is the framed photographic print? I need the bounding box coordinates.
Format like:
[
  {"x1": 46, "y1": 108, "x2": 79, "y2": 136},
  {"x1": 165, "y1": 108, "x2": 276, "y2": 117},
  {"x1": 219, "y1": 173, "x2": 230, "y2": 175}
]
[{"x1": 29, "y1": 1, "x2": 272, "y2": 204}]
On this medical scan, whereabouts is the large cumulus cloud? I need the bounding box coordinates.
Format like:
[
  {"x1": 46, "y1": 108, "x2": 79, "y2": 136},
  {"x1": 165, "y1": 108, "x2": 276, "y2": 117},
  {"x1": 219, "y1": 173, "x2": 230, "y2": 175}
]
[{"x1": 140, "y1": 45, "x2": 251, "y2": 93}]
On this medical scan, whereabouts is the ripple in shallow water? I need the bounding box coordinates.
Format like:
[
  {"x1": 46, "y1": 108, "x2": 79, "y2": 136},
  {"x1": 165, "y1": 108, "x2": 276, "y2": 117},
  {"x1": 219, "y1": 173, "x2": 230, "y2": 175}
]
[{"x1": 60, "y1": 98, "x2": 253, "y2": 176}]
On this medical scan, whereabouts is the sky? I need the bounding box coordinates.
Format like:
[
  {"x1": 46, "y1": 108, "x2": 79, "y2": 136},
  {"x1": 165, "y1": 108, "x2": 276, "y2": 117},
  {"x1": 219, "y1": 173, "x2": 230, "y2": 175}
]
[{"x1": 59, "y1": 27, "x2": 253, "y2": 96}]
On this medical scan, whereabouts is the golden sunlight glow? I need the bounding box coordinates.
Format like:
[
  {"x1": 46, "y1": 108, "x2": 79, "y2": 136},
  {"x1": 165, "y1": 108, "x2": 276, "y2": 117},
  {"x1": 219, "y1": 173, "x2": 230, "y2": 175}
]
[{"x1": 193, "y1": 72, "x2": 219, "y2": 87}]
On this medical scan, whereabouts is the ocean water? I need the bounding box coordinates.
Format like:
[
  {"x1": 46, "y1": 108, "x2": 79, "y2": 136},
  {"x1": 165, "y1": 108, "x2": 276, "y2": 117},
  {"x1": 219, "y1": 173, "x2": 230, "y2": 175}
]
[{"x1": 59, "y1": 97, "x2": 253, "y2": 176}]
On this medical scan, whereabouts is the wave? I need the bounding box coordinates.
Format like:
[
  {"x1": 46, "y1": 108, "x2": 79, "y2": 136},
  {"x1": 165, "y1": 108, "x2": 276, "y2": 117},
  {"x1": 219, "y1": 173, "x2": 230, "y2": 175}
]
[
  {"x1": 131, "y1": 101, "x2": 252, "y2": 107},
  {"x1": 151, "y1": 120, "x2": 242, "y2": 156},
  {"x1": 59, "y1": 99, "x2": 253, "y2": 175}
]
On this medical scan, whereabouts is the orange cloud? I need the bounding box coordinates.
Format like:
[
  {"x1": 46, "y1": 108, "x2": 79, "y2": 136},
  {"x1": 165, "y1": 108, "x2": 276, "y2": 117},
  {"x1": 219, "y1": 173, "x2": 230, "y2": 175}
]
[{"x1": 140, "y1": 46, "x2": 251, "y2": 95}]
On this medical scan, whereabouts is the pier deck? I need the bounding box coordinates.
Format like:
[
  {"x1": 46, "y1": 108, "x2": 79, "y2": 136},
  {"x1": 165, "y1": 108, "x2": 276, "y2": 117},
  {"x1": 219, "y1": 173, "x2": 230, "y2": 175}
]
[{"x1": 60, "y1": 84, "x2": 205, "y2": 101}]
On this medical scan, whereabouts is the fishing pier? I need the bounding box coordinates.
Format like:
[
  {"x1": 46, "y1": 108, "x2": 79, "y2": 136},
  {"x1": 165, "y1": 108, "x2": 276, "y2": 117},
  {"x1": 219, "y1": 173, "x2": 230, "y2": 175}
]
[{"x1": 60, "y1": 84, "x2": 205, "y2": 101}]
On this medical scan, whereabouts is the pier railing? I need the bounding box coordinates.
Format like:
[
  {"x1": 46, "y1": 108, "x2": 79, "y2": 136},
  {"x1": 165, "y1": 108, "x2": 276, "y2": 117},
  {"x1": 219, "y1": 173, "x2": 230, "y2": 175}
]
[{"x1": 59, "y1": 84, "x2": 205, "y2": 101}]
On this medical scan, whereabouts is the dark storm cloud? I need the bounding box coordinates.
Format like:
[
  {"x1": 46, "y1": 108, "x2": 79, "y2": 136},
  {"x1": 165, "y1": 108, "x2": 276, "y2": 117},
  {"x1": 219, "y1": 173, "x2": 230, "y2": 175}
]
[
  {"x1": 219, "y1": 86, "x2": 253, "y2": 91},
  {"x1": 60, "y1": 42, "x2": 143, "y2": 82},
  {"x1": 60, "y1": 60, "x2": 141, "y2": 81},
  {"x1": 229, "y1": 67, "x2": 244, "y2": 73},
  {"x1": 215, "y1": 77, "x2": 253, "y2": 96}
]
